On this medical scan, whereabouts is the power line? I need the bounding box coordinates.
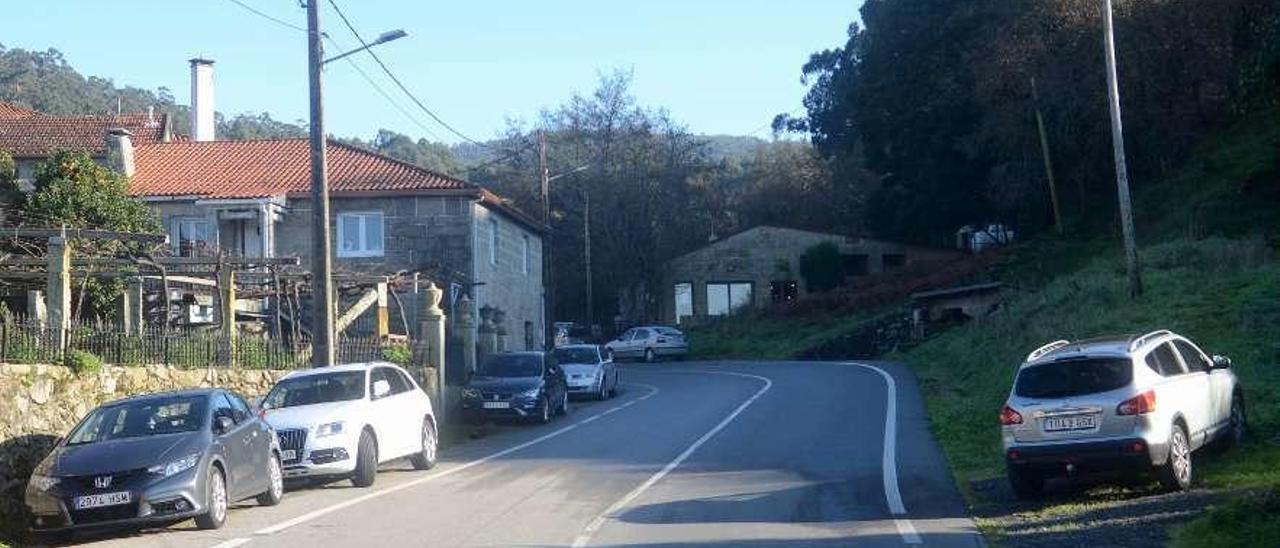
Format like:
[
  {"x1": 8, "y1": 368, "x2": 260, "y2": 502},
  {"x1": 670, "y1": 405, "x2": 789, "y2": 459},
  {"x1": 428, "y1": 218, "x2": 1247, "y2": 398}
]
[
  {"x1": 222, "y1": 0, "x2": 307, "y2": 32},
  {"x1": 325, "y1": 0, "x2": 496, "y2": 149},
  {"x1": 219, "y1": 0, "x2": 444, "y2": 142}
]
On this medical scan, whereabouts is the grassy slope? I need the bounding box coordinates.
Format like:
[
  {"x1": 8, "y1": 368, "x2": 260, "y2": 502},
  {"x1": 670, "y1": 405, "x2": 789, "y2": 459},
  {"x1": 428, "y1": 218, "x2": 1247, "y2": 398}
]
[{"x1": 895, "y1": 109, "x2": 1280, "y2": 546}]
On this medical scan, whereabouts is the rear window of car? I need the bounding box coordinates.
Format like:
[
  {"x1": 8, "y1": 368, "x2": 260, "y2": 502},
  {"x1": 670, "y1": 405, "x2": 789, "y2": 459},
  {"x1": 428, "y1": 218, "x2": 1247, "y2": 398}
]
[{"x1": 1014, "y1": 358, "x2": 1133, "y2": 399}]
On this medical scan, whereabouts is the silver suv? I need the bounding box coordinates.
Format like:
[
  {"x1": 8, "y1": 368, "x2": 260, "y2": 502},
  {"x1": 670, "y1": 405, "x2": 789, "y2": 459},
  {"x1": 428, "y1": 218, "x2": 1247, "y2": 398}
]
[{"x1": 1000, "y1": 330, "x2": 1244, "y2": 498}]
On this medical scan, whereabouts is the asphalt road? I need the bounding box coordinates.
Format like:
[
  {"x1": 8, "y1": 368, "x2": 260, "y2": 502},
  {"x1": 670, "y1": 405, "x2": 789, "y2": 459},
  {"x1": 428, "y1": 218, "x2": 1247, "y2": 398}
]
[{"x1": 55, "y1": 361, "x2": 982, "y2": 548}]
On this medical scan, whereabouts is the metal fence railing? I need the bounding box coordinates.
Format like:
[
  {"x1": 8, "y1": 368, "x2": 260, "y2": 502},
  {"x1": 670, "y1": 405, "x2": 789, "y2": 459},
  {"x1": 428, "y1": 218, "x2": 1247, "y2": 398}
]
[{"x1": 0, "y1": 320, "x2": 433, "y2": 370}]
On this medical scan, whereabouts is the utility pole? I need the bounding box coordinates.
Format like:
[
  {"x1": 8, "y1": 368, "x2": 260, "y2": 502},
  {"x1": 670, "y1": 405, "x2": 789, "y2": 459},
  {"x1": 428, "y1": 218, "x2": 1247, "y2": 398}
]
[
  {"x1": 539, "y1": 131, "x2": 554, "y2": 349},
  {"x1": 1102, "y1": 0, "x2": 1143, "y2": 298},
  {"x1": 307, "y1": 0, "x2": 336, "y2": 366},
  {"x1": 583, "y1": 189, "x2": 593, "y2": 334},
  {"x1": 1031, "y1": 77, "x2": 1063, "y2": 235}
]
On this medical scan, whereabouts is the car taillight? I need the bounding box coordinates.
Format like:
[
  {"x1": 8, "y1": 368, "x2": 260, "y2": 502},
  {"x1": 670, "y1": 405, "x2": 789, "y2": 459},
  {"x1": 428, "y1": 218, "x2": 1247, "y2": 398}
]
[
  {"x1": 999, "y1": 405, "x2": 1023, "y2": 425},
  {"x1": 1117, "y1": 390, "x2": 1157, "y2": 415}
]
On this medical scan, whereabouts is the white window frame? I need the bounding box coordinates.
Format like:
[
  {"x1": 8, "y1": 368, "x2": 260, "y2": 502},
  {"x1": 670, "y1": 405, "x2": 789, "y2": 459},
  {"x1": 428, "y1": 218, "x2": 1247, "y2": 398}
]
[
  {"x1": 336, "y1": 212, "x2": 385, "y2": 258},
  {"x1": 521, "y1": 235, "x2": 530, "y2": 275},
  {"x1": 171, "y1": 217, "x2": 212, "y2": 255},
  {"x1": 489, "y1": 219, "x2": 499, "y2": 266}
]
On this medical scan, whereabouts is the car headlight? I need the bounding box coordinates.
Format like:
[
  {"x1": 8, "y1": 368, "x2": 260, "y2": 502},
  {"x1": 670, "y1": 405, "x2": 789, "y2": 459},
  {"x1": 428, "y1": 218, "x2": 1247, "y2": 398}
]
[
  {"x1": 29, "y1": 474, "x2": 60, "y2": 491},
  {"x1": 148, "y1": 453, "x2": 201, "y2": 478},
  {"x1": 316, "y1": 421, "x2": 344, "y2": 438},
  {"x1": 520, "y1": 387, "x2": 541, "y2": 398},
  {"x1": 461, "y1": 388, "x2": 481, "y2": 399}
]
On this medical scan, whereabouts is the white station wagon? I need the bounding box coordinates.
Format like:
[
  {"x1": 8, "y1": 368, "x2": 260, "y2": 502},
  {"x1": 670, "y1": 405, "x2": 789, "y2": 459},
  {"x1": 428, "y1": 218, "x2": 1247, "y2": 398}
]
[
  {"x1": 1000, "y1": 330, "x2": 1244, "y2": 498},
  {"x1": 261, "y1": 362, "x2": 438, "y2": 488}
]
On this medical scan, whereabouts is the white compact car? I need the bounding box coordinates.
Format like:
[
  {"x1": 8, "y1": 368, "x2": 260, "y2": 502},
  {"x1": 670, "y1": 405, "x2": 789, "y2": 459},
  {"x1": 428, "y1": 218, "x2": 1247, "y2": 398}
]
[
  {"x1": 1001, "y1": 330, "x2": 1244, "y2": 498},
  {"x1": 554, "y1": 344, "x2": 619, "y2": 400},
  {"x1": 261, "y1": 362, "x2": 438, "y2": 488},
  {"x1": 606, "y1": 326, "x2": 688, "y2": 362}
]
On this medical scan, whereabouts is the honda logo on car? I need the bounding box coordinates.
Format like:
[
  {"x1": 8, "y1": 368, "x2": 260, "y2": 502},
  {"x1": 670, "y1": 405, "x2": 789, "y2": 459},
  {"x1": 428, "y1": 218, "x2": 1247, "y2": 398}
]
[{"x1": 94, "y1": 475, "x2": 113, "y2": 489}]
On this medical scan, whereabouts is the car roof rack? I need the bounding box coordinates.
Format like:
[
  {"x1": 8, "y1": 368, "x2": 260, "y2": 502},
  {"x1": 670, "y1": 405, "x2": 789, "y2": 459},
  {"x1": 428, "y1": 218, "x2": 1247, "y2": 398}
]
[
  {"x1": 1026, "y1": 340, "x2": 1070, "y2": 362},
  {"x1": 1129, "y1": 330, "x2": 1173, "y2": 352}
]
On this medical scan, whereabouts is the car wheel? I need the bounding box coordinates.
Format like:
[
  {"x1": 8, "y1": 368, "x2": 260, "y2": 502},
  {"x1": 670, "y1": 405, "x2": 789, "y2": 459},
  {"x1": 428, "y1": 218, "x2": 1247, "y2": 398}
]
[
  {"x1": 536, "y1": 395, "x2": 551, "y2": 424},
  {"x1": 644, "y1": 348, "x2": 656, "y2": 363},
  {"x1": 409, "y1": 418, "x2": 438, "y2": 470},
  {"x1": 195, "y1": 465, "x2": 228, "y2": 530},
  {"x1": 351, "y1": 430, "x2": 378, "y2": 488},
  {"x1": 256, "y1": 453, "x2": 284, "y2": 506},
  {"x1": 1007, "y1": 465, "x2": 1044, "y2": 500},
  {"x1": 596, "y1": 380, "x2": 607, "y2": 401},
  {"x1": 1159, "y1": 423, "x2": 1193, "y2": 491},
  {"x1": 557, "y1": 391, "x2": 570, "y2": 416},
  {"x1": 1223, "y1": 395, "x2": 1246, "y2": 449}
]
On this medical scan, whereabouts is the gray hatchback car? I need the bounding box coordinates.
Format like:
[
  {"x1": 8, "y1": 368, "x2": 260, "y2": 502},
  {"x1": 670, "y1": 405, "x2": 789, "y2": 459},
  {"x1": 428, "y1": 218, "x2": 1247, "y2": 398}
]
[
  {"x1": 25, "y1": 388, "x2": 284, "y2": 538},
  {"x1": 1001, "y1": 330, "x2": 1244, "y2": 498}
]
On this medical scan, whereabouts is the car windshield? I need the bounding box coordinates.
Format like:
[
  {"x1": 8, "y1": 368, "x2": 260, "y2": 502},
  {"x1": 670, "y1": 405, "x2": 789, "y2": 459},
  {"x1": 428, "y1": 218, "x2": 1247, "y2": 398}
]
[
  {"x1": 66, "y1": 395, "x2": 207, "y2": 445},
  {"x1": 553, "y1": 347, "x2": 599, "y2": 364},
  {"x1": 265, "y1": 371, "x2": 366, "y2": 409},
  {"x1": 476, "y1": 354, "x2": 544, "y2": 378},
  {"x1": 1015, "y1": 358, "x2": 1133, "y2": 399}
]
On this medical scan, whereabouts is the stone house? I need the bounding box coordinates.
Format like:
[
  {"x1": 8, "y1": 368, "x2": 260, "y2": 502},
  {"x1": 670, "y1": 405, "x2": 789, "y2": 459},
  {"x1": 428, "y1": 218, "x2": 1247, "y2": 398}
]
[
  {"x1": 127, "y1": 138, "x2": 546, "y2": 349},
  {"x1": 652, "y1": 226, "x2": 959, "y2": 324}
]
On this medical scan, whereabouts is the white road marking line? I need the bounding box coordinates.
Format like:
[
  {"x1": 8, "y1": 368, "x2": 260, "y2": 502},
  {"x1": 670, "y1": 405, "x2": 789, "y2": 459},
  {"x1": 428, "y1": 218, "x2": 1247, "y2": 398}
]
[
  {"x1": 570, "y1": 370, "x2": 773, "y2": 548},
  {"x1": 211, "y1": 383, "x2": 660, "y2": 547},
  {"x1": 848, "y1": 362, "x2": 922, "y2": 545}
]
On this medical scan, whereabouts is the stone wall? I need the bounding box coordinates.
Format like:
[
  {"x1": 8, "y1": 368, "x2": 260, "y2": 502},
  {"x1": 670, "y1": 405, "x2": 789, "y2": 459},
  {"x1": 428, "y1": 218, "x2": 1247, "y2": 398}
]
[
  {"x1": 471, "y1": 202, "x2": 545, "y2": 351},
  {"x1": 0, "y1": 364, "x2": 291, "y2": 542}
]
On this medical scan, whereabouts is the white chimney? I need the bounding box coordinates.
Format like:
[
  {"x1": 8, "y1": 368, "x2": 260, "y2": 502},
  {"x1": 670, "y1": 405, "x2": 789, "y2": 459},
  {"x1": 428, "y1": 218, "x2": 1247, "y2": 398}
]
[{"x1": 189, "y1": 58, "x2": 216, "y2": 141}]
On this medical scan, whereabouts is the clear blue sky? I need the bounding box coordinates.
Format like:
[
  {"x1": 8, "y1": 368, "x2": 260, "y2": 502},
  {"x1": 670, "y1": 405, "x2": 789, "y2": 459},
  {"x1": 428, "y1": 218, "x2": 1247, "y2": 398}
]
[{"x1": 3, "y1": 0, "x2": 859, "y2": 143}]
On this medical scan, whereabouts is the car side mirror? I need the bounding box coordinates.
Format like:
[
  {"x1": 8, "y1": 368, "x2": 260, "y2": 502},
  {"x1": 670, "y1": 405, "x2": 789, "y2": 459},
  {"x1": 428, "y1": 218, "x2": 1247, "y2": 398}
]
[
  {"x1": 1212, "y1": 355, "x2": 1232, "y2": 369},
  {"x1": 372, "y1": 379, "x2": 391, "y2": 399},
  {"x1": 214, "y1": 415, "x2": 235, "y2": 435}
]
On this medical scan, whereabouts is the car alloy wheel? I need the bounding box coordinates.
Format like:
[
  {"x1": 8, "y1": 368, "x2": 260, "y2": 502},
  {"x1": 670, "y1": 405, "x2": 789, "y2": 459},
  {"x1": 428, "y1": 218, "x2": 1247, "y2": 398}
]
[
  {"x1": 1229, "y1": 398, "x2": 1246, "y2": 446},
  {"x1": 644, "y1": 348, "x2": 655, "y2": 363},
  {"x1": 256, "y1": 454, "x2": 284, "y2": 506},
  {"x1": 1163, "y1": 425, "x2": 1193, "y2": 490},
  {"x1": 196, "y1": 466, "x2": 227, "y2": 529},
  {"x1": 411, "y1": 419, "x2": 438, "y2": 470}
]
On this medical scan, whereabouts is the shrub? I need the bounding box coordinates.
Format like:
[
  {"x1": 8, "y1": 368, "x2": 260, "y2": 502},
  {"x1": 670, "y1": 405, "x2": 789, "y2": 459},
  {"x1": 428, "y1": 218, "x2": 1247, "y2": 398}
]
[
  {"x1": 381, "y1": 344, "x2": 412, "y2": 366},
  {"x1": 798, "y1": 242, "x2": 844, "y2": 292},
  {"x1": 64, "y1": 349, "x2": 103, "y2": 375}
]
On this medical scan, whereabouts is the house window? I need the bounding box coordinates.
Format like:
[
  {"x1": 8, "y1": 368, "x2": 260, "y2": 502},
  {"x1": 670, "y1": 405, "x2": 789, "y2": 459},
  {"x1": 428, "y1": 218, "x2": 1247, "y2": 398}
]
[
  {"x1": 674, "y1": 283, "x2": 693, "y2": 323},
  {"x1": 883, "y1": 253, "x2": 906, "y2": 271},
  {"x1": 489, "y1": 219, "x2": 499, "y2": 265},
  {"x1": 522, "y1": 235, "x2": 530, "y2": 275},
  {"x1": 337, "y1": 212, "x2": 384, "y2": 258},
  {"x1": 706, "y1": 282, "x2": 752, "y2": 317},
  {"x1": 842, "y1": 254, "x2": 869, "y2": 277},
  {"x1": 171, "y1": 217, "x2": 211, "y2": 257},
  {"x1": 770, "y1": 280, "x2": 798, "y2": 303}
]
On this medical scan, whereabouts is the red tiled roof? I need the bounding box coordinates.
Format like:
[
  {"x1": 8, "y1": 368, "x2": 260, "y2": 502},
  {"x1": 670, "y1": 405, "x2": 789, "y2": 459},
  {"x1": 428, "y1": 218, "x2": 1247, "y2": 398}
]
[
  {"x1": 0, "y1": 111, "x2": 171, "y2": 157},
  {"x1": 0, "y1": 100, "x2": 38, "y2": 117},
  {"x1": 132, "y1": 138, "x2": 476, "y2": 199}
]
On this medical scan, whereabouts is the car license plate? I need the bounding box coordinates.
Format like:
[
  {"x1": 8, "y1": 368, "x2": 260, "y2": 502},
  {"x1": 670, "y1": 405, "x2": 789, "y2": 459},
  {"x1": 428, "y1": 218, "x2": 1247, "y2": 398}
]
[
  {"x1": 281, "y1": 449, "x2": 297, "y2": 461},
  {"x1": 74, "y1": 491, "x2": 131, "y2": 510},
  {"x1": 1043, "y1": 415, "x2": 1098, "y2": 432},
  {"x1": 483, "y1": 401, "x2": 510, "y2": 409}
]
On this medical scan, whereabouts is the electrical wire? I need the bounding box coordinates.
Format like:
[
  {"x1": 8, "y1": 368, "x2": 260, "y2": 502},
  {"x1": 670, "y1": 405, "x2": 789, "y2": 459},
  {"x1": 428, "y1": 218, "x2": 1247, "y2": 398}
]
[
  {"x1": 222, "y1": 0, "x2": 307, "y2": 32},
  {"x1": 324, "y1": 0, "x2": 497, "y2": 150}
]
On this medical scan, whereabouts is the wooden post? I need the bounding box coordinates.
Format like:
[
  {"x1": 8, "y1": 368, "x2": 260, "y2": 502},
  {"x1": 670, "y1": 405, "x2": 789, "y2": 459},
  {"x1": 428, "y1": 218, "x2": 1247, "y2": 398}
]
[
  {"x1": 217, "y1": 267, "x2": 237, "y2": 366},
  {"x1": 46, "y1": 236, "x2": 71, "y2": 353},
  {"x1": 419, "y1": 282, "x2": 447, "y2": 426},
  {"x1": 1031, "y1": 77, "x2": 1064, "y2": 234},
  {"x1": 376, "y1": 281, "x2": 390, "y2": 339}
]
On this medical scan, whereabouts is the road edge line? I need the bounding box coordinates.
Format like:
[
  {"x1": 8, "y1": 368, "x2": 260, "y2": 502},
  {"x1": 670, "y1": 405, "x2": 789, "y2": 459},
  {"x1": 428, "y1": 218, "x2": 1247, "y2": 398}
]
[{"x1": 848, "y1": 362, "x2": 922, "y2": 545}]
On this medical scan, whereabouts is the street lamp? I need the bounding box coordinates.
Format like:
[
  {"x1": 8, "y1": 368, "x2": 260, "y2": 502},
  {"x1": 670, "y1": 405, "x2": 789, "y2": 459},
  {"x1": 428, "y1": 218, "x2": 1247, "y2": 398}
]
[{"x1": 306, "y1": 3, "x2": 405, "y2": 367}]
